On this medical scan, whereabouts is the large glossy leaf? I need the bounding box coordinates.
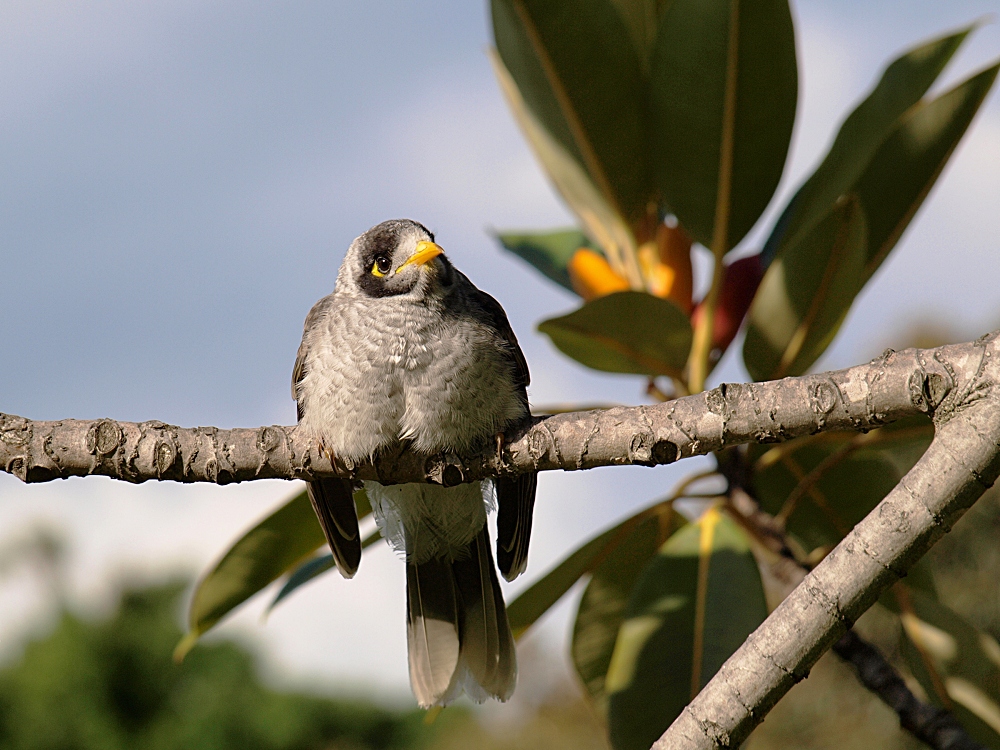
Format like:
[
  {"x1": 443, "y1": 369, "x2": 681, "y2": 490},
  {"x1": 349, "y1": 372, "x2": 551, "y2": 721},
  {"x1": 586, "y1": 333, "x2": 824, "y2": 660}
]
[
  {"x1": 508, "y1": 526, "x2": 620, "y2": 640},
  {"x1": 605, "y1": 508, "x2": 767, "y2": 750},
  {"x1": 743, "y1": 195, "x2": 868, "y2": 381},
  {"x1": 762, "y1": 25, "x2": 976, "y2": 265},
  {"x1": 650, "y1": 0, "x2": 797, "y2": 252},
  {"x1": 888, "y1": 584, "x2": 1000, "y2": 748},
  {"x1": 750, "y1": 416, "x2": 933, "y2": 555},
  {"x1": 507, "y1": 501, "x2": 683, "y2": 640},
  {"x1": 494, "y1": 228, "x2": 592, "y2": 294},
  {"x1": 538, "y1": 291, "x2": 692, "y2": 377},
  {"x1": 746, "y1": 61, "x2": 998, "y2": 381},
  {"x1": 491, "y1": 0, "x2": 650, "y2": 224},
  {"x1": 856, "y1": 62, "x2": 1000, "y2": 278},
  {"x1": 490, "y1": 50, "x2": 642, "y2": 285},
  {"x1": 572, "y1": 509, "x2": 686, "y2": 713},
  {"x1": 175, "y1": 487, "x2": 371, "y2": 660}
]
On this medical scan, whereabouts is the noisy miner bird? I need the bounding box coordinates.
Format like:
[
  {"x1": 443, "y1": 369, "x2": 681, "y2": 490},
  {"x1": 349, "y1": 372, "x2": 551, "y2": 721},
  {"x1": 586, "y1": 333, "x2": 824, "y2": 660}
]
[{"x1": 292, "y1": 219, "x2": 537, "y2": 708}]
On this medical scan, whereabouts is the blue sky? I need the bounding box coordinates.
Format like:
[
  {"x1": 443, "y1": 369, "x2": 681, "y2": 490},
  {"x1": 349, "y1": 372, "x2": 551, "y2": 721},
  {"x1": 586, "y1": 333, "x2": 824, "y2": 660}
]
[{"x1": 0, "y1": 1, "x2": 997, "y2": 704}]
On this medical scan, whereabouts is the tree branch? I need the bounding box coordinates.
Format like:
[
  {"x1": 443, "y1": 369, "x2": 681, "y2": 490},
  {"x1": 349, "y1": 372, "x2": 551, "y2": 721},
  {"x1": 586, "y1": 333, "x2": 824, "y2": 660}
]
[
  {"x1": 3, "y1": 334, "x2": 998, "y2": 746},
  {"x1": 832, "y1": 630, "x2": 985, "y2": 750},
  {"x1": 727, "y1": 485, "x2": 984, "y2": 750},
  {"x1": 655, "y1": 332, "x2": 1000, "y2": 749},
  {"x1": 0, "y1": 337, "x2": 968, "y2": 487}
]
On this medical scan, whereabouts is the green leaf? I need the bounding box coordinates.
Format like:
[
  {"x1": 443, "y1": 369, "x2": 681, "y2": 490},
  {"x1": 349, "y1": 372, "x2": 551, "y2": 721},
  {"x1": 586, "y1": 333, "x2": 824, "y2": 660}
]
[
  {"x1": 494, "y1": 228, "x2": 592, "y2": 293},
  {"x1": 572, "y1": 509, "x2": 686, "y2": 713},
  {"x1": 762, "y1": 25, "x2": 977, "y2": 265},
  {"x1": 856, "y1": 62, "x2": 1000, "y2": 278},
  {"x1": 491, "y1": 0, "x2": 650, "y2": 224},
  {"x1": 507, "y1": 501, "x2": 684, "y2": 640},
  {"x1": 489, "y1": 50, "x2": 641, "y2": 285},
  {"x1": 267, "y1": 526, "x2": 384, "y2": 615},
  {"x1": 538, "y1": 291, "x2": 692, "y2": 377},
  {"x1": 175, "y1": 488, "x2": 372, "y2": 660},
  {"x1": 743, "y1": 195, "x2": 868, "y2": 381},
  {"x1": 650, "y1": 0, "x2": 797, "y2": 252},
  {"x1": 749, "y1": 416, "x2": 933, "y2": 555},
  {"x1": 747, "y1": 59, "x2": 998, "y2": 381},
  {"x1": 270, "y1": 555, "x2": 336, "y2": 612},
  {"x1": 606, "y1": 508, "x2": 767, "y2": 750},
  {"x1": 890, "y1": 585, "x2": 1000, "y2": 748},
  {"x1": 508, "y1": 528, "x2": 618, "y2": 640}
]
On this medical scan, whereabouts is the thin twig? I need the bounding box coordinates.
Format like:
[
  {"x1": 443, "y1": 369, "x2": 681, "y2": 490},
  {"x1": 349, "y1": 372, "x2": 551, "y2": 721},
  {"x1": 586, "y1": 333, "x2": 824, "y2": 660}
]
[{"x1": 833, "y1": 630, "x2": 985, "y2": 750}]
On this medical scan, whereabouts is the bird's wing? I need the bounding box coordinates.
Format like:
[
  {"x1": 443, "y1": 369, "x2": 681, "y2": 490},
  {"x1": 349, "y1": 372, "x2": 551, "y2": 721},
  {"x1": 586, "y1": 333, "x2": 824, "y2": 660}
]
[
  {"x1": 307, "y1": 478, "x2": 362, "y2": 578},
  {"x1": 292, "y1": 294, "x2": 335, "y2": 420},
  {"x1": 495, "y1": 473, "x2": 537, "y2": 581},
  {"x1": 294, "y1": 295, "x2": 362, "y2": 578},
  {"x1": 466, "y1": 287, "x2": 537, "y2": 581},
  {"x1": 467, "y1": 287, "x2": 530, "y2": 393}
]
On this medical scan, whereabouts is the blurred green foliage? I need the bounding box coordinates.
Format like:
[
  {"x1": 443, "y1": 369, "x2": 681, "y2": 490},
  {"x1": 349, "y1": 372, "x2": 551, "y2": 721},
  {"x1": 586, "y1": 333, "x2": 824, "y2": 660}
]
[{"x1": 0, "y1": 580, "x2": 433, "y2": 750}]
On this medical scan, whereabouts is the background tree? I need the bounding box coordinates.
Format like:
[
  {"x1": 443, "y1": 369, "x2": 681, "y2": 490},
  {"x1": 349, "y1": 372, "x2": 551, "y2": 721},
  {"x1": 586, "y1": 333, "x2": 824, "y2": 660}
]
[{"x1": 0, "y1": 579, "x2": 434, "y2": 750}]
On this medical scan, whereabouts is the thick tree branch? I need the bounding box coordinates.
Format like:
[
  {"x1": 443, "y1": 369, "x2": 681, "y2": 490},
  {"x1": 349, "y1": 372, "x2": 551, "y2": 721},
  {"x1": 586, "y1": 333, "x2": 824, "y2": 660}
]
[
  {"x1": 0, "y1": 337, "x2": 967, "y2": 487},
  {"x1": 656, "y1": 332, "x2": 1000, "y2": 749}
]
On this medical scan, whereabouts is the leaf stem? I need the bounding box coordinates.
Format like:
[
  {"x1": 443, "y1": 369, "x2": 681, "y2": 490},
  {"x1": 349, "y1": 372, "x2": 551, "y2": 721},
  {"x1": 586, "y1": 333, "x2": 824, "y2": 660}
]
[
  {"x1": 687, "y1": 0, "x2": 740, "y2": 393},
  {"x1": 690, "y1": 505, "x2": 723, "y2": 698},
  {"x1": 688, "y1": 254, "x2": 725, "y2": 393}
]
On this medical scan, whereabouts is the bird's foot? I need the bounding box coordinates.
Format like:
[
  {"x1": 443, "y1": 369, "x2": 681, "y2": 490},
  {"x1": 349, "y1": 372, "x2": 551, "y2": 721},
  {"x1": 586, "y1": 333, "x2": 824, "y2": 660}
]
[
  {"x1": 316, "y1": 440, "x2": 353, "y2": 477},
  {"x1": 425, "y1": 451, "x2": 465, "y2": 487}
]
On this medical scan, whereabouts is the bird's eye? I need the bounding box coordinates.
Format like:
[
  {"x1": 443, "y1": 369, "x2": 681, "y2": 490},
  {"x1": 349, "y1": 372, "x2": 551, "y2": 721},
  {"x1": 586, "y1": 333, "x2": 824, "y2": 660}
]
[{"x1": 371, "y1": 254, "x2": 392, "y2": 277}]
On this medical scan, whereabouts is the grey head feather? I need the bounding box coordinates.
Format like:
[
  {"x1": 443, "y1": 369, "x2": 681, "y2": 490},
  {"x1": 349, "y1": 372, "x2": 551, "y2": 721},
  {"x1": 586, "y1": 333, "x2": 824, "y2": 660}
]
[{"x1": 335, "y1": 219, "x2": 454, "y2": 301}]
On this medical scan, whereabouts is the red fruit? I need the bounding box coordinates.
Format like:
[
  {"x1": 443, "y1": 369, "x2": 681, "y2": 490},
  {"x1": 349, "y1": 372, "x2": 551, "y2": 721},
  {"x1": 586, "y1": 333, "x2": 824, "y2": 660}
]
[{"x1": 691, "y1": 254, "x2": 765, "y2": 353}]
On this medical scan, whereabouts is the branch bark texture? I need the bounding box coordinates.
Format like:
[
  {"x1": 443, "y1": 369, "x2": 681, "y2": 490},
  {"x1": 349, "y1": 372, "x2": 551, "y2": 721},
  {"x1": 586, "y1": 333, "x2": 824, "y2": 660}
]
[
  {"x1": 0, "y1": 338, "x2": 964, "y2": 487},
  {"x1": 729, "y1": 487, "x2": 984, "y2": 750}
]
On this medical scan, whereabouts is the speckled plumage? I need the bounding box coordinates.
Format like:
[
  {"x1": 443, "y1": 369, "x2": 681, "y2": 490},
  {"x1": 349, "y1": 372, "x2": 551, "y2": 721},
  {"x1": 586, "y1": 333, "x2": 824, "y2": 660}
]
[
  {"x1": 296, "y1": 255, "x2": 527, "y2": 462},
  {"x1": 293, "y1": 219, "x2": 535, "y2": 708}
]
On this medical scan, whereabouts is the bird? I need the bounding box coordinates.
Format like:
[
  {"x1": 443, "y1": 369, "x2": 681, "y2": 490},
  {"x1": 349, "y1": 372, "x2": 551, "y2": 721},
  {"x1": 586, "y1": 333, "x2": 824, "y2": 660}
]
[{"x1": 292, "y1": 219, "x2": 537, "y2": 708}]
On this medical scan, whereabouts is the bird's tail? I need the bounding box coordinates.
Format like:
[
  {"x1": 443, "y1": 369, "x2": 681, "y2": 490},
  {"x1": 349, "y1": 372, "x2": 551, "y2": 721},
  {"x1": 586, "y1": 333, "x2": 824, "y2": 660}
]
[{"x1": 405, "y1": 526, "x2": 516, "y2": 708}]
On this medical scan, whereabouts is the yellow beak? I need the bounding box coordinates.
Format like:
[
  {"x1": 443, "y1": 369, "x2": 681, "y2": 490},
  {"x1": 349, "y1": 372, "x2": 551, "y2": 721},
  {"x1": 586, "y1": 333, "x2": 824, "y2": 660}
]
[{"x1": 398, "y1": 241, "x2": 443, "y2": 271}]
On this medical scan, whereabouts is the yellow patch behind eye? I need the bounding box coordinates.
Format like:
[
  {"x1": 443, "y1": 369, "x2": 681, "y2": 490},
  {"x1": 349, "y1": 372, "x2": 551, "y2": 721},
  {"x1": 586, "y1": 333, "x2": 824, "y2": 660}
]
[{"x1": 371, "y1": 262, "x2": 386, "y2": 277}]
